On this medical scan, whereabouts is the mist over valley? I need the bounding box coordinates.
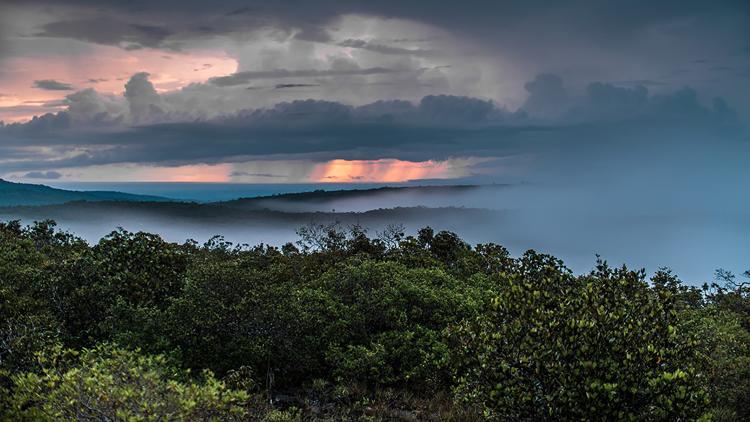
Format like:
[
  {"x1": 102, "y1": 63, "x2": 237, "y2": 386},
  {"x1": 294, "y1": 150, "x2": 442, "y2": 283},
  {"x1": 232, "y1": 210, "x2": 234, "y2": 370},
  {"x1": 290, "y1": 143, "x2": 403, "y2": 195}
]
[{"x1": 1, "y1": 182, "x2": 745, "y2": 283}]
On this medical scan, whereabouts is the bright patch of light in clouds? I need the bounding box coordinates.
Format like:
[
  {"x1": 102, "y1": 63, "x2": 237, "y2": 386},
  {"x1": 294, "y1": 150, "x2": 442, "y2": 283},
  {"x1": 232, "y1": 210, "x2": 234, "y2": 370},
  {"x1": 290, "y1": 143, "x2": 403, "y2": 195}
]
[
  {"x1": 13, "y1": 158, "x2": 486, "y2": 183},
  {"x1": 309, "y1": 159, "x2": 467, "y2": 183}
]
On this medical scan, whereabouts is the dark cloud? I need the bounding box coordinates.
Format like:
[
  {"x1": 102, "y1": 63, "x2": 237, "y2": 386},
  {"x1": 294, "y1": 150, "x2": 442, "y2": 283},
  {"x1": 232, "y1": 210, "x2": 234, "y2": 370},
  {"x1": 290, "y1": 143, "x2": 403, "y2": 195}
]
[
  {"x1": 33, "y1": 79, "x2": 75, "y2": 91},
  {"x1": 667, "y1": 68, "x2": 691, "y2": 77},
  {"x1": 37, "y1": 17, "x2": 176, "y2": 50},
  {"x1": 293, "y1": 26, "x2": 331, "y2": 42},
  {"x1": 0, "y1": 94, "x2": 515, "y2": 170},
  {"x1": 337, "y1": 39, "x2": 437, "y2": 56},
  {"x1": 0, "y1": 75, "x2": 741, "y2": 176},
  {"x1": 209, "y1": 67, "x2": 411, "y2": 87},
  {"x1": 354, "y1": 100, "x2": 416, "y2": 118},
  {"x1": 225, "y1": 6, "x2": 255, "y2": 17},
  {"x1": 238, "y1": 99, "x2": 354, "y2": 124},
  {"x1": 23, "y1": 170, "x2": 62, "y2": 179},
  {"x1": 539, "y1": 78, "x2": 741, "y2": 127},
  {"x1": 124, "y1": 73, "x2": 165, "y2": 122},
  {"x1": 612, "y1": 80, "x2": 667, "y2": 87},
  {"x1": 522, "y1": 74, "x2": 569, "y2": 118},
  {"x1": 0, "y1": 0, "x2": 747, "y2": 210},
  {"x1": 230, "y1": 171, "x2": 285, "y2": 178},
  {"x1": 274, "y1": 83, "x2": 320, "y2": 89},
  {"x1": 42, "y1": 99, "x2": 68, "y2": 107},
  {"x1": 5, "y1": 0, "x2": 748, "y2": 117},
  {"x1": 567, "y1": 82, "x2": 650, "y2": 122},
  {"x1": 63, "y1": 88, "x2": 125, "y2": 124},
  {"x1": 418, "y1": 95, "x2": 495, "y2": 124},
  {"x1": 2, "y1": 112, "x2": 72, "y2": 135},
  {"x1": 0, "y1": 104, "x2": 62, "y2": 115},
  {"x1": 18, "y1": 1, "x2": 749, "y2": 48}
]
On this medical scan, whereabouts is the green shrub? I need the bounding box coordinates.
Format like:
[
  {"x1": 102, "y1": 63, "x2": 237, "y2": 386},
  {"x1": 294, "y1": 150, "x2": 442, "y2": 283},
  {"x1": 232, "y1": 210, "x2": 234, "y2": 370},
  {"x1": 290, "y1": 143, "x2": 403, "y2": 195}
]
[
  {"x1": 450, "y1": 257, "x2": 710, "y2": 420},
  {"x1": 304, "y1": 260, "x2": 489, "y2": 389},
  {"x1": 6, "y1": 344, "x2": 253, "y2": 421},
  {"x1": 690, "y1": 308, "x2": 750, "y2": 420}
]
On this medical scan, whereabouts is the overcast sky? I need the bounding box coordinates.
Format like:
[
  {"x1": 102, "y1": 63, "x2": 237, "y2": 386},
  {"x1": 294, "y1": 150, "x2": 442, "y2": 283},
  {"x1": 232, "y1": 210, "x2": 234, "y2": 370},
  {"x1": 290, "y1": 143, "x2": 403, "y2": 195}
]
[{"x1": 0, "y1": 0, "x2": 748, "y2": 183}]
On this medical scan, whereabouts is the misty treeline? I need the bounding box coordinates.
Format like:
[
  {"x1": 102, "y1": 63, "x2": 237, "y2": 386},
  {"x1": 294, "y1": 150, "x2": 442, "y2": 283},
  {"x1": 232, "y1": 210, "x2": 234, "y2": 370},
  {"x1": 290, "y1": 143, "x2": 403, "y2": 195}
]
[{"x1": 0, "y1": 220, "x2": 748, "y2": 421}]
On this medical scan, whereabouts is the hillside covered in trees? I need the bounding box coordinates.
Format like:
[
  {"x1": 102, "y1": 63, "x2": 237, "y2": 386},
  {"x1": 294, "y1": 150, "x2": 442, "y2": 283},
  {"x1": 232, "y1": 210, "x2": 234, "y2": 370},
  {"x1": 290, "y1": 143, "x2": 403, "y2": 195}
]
[
  {"x1": 0, "y1": 179, "x2": 169, "y2": 206},
  {"x1": 1, "y1": 220, "x2": 748, "y2": 420}
]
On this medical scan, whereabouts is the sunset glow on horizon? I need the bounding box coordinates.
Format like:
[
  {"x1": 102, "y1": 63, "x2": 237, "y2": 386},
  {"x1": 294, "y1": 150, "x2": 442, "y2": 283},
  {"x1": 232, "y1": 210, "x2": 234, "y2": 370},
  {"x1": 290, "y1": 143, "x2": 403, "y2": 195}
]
[
  {"x1": 308, "y1": 159, "x2": 456, "y2": 183},
  {"x1": 10, "y1": 158, "x2": 479, "y2": 184}
]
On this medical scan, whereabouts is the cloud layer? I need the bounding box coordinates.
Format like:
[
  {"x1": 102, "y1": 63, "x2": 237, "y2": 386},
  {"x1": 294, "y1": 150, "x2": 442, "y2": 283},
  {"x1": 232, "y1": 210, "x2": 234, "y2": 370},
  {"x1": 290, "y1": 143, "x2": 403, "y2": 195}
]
[
  {"x1": 0, "y1": 71, "x2": 744, "y2": 184},
  {"x1": 0, "y1": 0, "x2": 748, "y2": 183},
  {"x1": 3, "y1": 0, "x2": 748, "y2": 117}
]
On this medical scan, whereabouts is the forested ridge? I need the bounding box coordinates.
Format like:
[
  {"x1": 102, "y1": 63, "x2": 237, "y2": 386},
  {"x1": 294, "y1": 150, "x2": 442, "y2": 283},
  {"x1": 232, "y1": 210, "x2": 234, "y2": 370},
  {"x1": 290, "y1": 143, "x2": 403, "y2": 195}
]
[
  {"x1": 1, "y1": 220, "x2": 748, "y2": 421},
  {"x1": 0, "y1": 179, "x2": 169, "y2": 206}
]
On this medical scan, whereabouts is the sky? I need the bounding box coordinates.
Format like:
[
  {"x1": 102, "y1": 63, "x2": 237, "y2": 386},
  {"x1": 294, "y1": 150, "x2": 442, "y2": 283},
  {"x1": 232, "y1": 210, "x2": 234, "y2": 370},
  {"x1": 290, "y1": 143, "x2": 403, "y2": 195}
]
[{"x1": 0, "y1": 0, "x2": 748, "y2": 184}]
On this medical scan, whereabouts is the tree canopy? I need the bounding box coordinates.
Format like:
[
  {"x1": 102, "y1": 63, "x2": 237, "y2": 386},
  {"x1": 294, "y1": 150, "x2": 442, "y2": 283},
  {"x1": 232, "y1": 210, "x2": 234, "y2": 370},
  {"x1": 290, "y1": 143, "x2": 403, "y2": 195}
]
[{"x1": 1, "y1": 220, "x2": 748, "y2": 420}]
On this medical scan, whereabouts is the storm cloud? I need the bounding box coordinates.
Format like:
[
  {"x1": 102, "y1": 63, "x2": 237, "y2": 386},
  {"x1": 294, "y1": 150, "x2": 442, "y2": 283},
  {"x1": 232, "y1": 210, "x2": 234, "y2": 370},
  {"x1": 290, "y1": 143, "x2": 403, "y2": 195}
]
[
  {"x1": 0, "y1": 0, "x2": 748, "y2": 184},
  {"x1": 0, "y1": 73, "x2": 743, "y2": 179},
  {"x1": 33, "y1": 79, "x2": 75, "y2": 91},
  {"x1": 37, "y1": 18, "x2": 176, "y2": 51},
  {"x1": 209, "y1": 67, "x2": 414, "y2": 87}
]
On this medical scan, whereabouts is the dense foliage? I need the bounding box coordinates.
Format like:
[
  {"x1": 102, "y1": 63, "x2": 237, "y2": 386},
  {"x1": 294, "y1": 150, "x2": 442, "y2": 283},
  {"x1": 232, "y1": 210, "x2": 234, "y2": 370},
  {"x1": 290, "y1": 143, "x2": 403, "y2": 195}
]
[
  {"x1": 1, "y1": 220, "x2": 748, "y2": 420},
  {"x1": 7, "y1": 345, "x2": 252, "y2": 421}
]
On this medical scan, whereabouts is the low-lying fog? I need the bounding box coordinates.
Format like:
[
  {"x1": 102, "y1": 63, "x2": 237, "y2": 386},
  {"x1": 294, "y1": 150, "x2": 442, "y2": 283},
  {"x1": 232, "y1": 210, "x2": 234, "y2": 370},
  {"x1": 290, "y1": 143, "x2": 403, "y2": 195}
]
[
  {"x1": 2, "y1": 179, "x2": 747, "y2": 285},
  {"x1": 4, "y1": 130, "x2": 748, "y2": 285}
]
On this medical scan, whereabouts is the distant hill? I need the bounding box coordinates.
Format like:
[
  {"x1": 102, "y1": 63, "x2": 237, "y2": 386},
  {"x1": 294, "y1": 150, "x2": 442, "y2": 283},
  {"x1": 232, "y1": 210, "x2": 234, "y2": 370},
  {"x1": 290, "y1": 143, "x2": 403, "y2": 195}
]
[
  {"x1": 0, "y1": 199, "x2": 506, "y2": 245},
  {"x1": 219, "y1": 184, "x2": 509, "y2": 212},
  {"x1": 0, "y1": 183, "x2": 510, "y2": 244},
  {"x1": 0, "y1": 200, "x2": 501, "y2": 224},
  {"x1": 0, "y1": 179, "x2": 169, "y2": 206},
  {"x1": 222, "y1": 184, "x2": 482, "y2": 205}
]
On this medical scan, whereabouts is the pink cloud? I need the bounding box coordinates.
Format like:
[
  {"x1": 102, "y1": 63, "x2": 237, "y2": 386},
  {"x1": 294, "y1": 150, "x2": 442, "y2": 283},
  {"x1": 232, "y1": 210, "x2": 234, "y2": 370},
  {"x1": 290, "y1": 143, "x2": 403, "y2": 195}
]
[{"x1": 0, "y1": 44, "x2": 236, "y2": 122}]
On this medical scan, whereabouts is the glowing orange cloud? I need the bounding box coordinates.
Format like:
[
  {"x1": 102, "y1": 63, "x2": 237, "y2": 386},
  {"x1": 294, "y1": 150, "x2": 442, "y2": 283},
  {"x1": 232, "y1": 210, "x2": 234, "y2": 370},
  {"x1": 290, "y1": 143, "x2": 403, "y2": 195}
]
[{"x1": 308, "y1": 159, "x2": 456, "y2": 183}]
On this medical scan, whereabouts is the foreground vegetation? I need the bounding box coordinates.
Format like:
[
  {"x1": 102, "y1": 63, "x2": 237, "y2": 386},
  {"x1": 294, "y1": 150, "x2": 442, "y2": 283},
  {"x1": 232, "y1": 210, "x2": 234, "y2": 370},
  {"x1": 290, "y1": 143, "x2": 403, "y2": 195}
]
[{"x1": 1, "y1": 220, "x2": 748, "y2": 420}]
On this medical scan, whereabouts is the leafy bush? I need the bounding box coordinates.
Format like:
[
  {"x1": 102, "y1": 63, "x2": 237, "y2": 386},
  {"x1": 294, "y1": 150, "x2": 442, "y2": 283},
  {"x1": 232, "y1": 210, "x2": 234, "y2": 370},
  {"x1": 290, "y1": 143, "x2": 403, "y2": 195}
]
[
  {"x1": 305, "y1": 261, "x2": 490, "y2": 389},
  {"x1": 6, "y1": 344, "x2": 252, "y2": 420},
  {"x1": 449, "y1": 257, "x2": 709, "y2": 420}
]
